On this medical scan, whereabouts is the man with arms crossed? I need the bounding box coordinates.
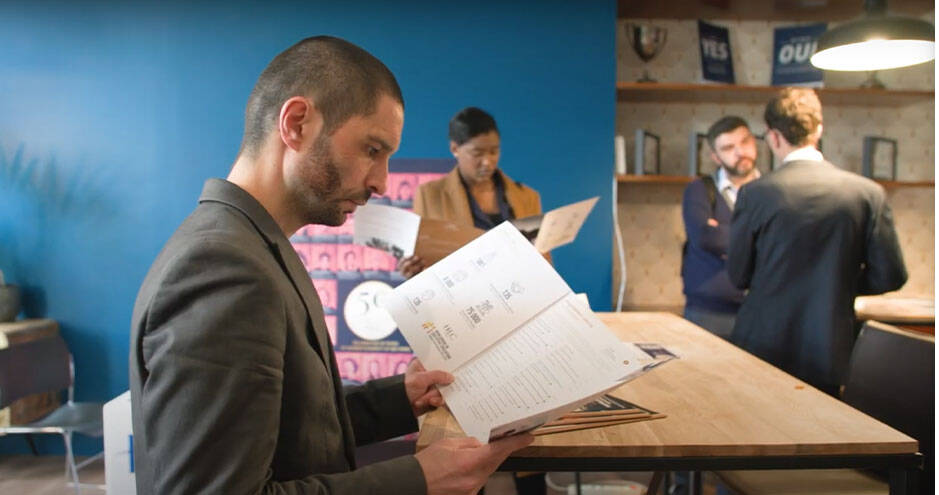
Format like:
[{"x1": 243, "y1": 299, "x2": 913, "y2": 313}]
[
  {"x1": 681, "y1": 116, "x2": 760, "y2": 339},
  {"x1": 728, "y1": 87, "x2": 907, "y2": 396},
  {"x1": 130, "y1": 36, "x2": 531, "y2": 495}
]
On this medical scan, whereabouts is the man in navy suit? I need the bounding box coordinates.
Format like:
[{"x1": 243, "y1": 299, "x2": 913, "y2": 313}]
[
  {"x1": 728, "y1": 87, "x2": 907, "y2": 396},
  {"x1": 681, "y1": 116, "x2": 761, "y2": 339}
]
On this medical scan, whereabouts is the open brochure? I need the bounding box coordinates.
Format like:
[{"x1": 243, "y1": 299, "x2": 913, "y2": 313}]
[
  {"x1": 510, "y1": 196, "x2": 599, "y2": 253},
  {"x1": 352, "y1": 196, "x2": 598, "y2": 265},
  {"x1": 381, "y1": 222, "x2": 674, "y2": 443}
]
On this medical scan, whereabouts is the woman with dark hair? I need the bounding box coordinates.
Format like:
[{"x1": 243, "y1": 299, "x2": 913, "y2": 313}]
[
  {"x1": 398, "y1": 107, "x2": 547, "y2": 495},
  {"x1": 398, "y1": 107, "x2": 544, "y2": 278}
]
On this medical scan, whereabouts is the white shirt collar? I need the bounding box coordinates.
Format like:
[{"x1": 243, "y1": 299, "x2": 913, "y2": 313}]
[
  {"x1": 715, "y1": 166, "x2": 760, "y2": 208},
  {"x1": 715, "y1": 166, "x2": 760, "y2": 193},
  {"x1": 782, "y1": 146, "x2": 824, "y2": 164}
]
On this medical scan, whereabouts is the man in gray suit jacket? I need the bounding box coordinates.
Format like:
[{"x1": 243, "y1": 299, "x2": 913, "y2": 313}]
[
  {"x1": 130, "y1": 36, "x2": 531, "y2": 495},
  {"x1": 727, "y1": 87, "x2": 907, "y2": 396}
]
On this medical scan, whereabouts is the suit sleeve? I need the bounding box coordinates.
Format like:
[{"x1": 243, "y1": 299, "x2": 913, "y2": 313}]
[
  {"x1": 726, "y1": 185, "x2": 756, "y2": 289},
  {"x1": 344, "y1": 374, "x2": 418, "y2": 446},
  {"x1": 139, "y1": 239, "x2": 426, "y2": 495},
  {"x1": 682, "y1": 180, "x2": 728, "y2": 257},
  {"x1": 858, "y1": 193, "x2": 908, "y2": 295}
]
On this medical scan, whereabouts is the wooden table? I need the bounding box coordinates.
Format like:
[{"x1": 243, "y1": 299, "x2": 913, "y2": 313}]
[
  {"x1": 855, "y1": 295, "x2": 934, "y2": 335},
  {"x1": 417, "y1": 312, "x2": 923, "y2": 495}
]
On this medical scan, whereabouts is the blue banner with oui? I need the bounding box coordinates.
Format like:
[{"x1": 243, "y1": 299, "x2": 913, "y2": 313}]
[{"x1": 772, "y1": 23, "x2": 827, "y2": 86}]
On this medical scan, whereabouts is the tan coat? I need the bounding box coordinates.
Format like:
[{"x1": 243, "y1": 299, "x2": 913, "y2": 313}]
[{"x1": 413, "y1": 167, "x2": 542, "y2": 222}]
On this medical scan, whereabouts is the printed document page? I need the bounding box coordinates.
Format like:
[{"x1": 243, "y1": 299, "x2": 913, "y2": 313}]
[
  {"x1": 533, "y1": 196, "x2": 599, "y2": 253},
  {"x1": 441, "y1": 293, "x2": 654, "y2": 442},
  {"x1": 352, "y1": 203, "x2": 421, "y2": 259},
  {"x1": 382, "y1": 222, "x2": 570, "y2": 372}
]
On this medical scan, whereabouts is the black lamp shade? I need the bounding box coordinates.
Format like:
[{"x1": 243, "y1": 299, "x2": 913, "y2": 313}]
[{"x1": 811, "y1": 16, "x2": 935, "y2": 71}]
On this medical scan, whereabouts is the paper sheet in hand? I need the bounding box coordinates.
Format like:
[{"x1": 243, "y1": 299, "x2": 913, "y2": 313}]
[
  {"x1": 382, "y1": 222, "x2": 669, "y2": 443},
  {"x1": 353, "y1": 203, "x2": 421, "y2": 259},
  {"x1": 510, "y1": 196, "x2": 599, "y2": 253}
]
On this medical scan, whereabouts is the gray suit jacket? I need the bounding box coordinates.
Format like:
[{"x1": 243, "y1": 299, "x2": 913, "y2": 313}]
[
  {"x1": 727, "y1": 160, "x2": 907, "y2": 394},
  {"x1": 129, "y1": 179, "x2": 426, "y2": 494}
]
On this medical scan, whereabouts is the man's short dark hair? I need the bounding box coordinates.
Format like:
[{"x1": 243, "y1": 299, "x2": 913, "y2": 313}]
[
  {"x1": 239, "y1": 36, "x2": 404, "y2": 157},
  {"x1": 448, "y1": 107, "x2": 499, "y2": 145},
  {"x1": 706, "y1": 116, "x2": 750, "y2": 150},
  {"x1": 764, "y1": 87, "x2": 823, "y2": 147}
]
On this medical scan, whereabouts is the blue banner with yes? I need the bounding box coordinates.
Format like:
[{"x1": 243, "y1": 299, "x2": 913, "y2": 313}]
[{"x1": 698, "y1": 20, "x2": 735, "y2": 84}]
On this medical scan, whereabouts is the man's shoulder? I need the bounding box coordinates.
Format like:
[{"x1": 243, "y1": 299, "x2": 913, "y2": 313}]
[{"x1": 682, "y1": 175, "x2": 717, "y2": 199}]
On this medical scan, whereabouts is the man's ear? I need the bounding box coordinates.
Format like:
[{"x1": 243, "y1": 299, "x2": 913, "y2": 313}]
[
  {"x1": 278, "y1": 96, "x2": 320, "y2": 152},
  {"x1": 813, "y1": 123, "x2": 824, "y2": 142},
  {"x1": 449, "y1": 141, "x2": 459, "y2": 157}
]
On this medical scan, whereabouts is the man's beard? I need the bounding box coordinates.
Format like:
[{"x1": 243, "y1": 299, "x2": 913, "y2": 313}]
[
  {"x1": 289, "y1": 132, "x2": 368, "y2": 227},
  {"x1": 720, "y1": 157, "x2": 755, "y2": 178}
]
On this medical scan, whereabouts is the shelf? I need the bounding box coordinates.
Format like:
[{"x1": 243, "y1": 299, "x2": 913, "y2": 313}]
[
  {"x1": 616, "y1": 82, "x2": 934, "y2": 107},
  {"x1": 616, "y1": 0, "x2": 933, "y2": 22},
  {"x1": 616, "y1": 174, "x2": 692, "y2": 184},
  {"x1": 616, "y1": 174, "x2": 934, "y2": 188}
]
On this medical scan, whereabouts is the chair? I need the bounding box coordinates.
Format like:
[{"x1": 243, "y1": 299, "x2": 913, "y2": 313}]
[
  {"x1": 0, "y1": 334, "x2": 104, "y2": 494},
  {"x1": 717, "y1": 320, "x2": 935, "y2": 495}
]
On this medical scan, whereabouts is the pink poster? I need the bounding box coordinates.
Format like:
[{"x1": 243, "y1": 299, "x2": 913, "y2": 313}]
[
  {"x1": 336, "y1": 244, "x2": 363, "y2": 272},
  {"x1": 324, "y1": 315, "x2": 337, "y2": 345},
  {"x1": 308, "y1": 244, "x2": 337, "y2": 272},
  {"x1": 312, "y1": 278, "x2": 338, "y2": 313}
]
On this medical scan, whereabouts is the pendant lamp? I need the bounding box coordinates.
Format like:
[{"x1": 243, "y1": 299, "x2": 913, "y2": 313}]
[{"x1": 810, "y1": 0, "x2": 934, "y2": 71}]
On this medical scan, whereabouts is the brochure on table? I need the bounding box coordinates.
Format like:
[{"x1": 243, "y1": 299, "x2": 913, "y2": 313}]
[{"x1": 381, "y1": 222, "x2": 671, "y2": 443}]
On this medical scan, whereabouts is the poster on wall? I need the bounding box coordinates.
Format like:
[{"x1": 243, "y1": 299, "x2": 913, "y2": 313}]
[
  {"x1": 698, "y1": 20, "x2": 735, "y2": 84},
  {"x1": 771, "y1": 23, "x2": 826, "y2": 87},
  {"x1": 290, "y1": 158, "x2": 452, "y2": 383}
]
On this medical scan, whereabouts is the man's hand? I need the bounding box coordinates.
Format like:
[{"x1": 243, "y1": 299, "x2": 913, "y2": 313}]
[
  {"x1": 404, "y1": 358, "x2": 453, "y2": 417},
  {"x1": 707, "y1": 218, "x2": 719, "y2": 227},
  {"x1": 415, "y1": 434, "x2": 534, "y2": 495},
  {"x1": 397, "y1": 255, "x2": 425, "y2": 279}
]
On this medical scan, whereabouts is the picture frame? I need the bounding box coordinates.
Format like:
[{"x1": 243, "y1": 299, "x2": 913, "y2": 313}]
[
  {"x1": 633, "y1": 128, "x2": 661, "y2": 175},
  {"x1": 687, "y1": 132, "x2": 709, "y2": 177},
  {"x1": 862, "y1": 136, "x2": 898, "y2": 181}
]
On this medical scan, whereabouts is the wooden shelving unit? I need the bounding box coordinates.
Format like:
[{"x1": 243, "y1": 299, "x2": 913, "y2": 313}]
[
  {"x1": 616, "y1": 82, "x2": 935, "y2": 107},
  {"x1": 616, "y1": 174, "x2": 934, "y2": 188}
]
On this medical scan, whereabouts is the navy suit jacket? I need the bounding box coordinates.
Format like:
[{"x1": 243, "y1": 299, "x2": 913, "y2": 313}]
[{"x1": 728, "y1": 160, "x2": 907, "y2": 394}]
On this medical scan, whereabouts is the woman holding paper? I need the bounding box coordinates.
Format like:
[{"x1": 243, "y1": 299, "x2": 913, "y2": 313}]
[
  {"x1": 398, "y1": 106, "x2": 545, "y2": 278},
  {"x1": 397, "y1": 106, "x2": 548, "y2": 495}
]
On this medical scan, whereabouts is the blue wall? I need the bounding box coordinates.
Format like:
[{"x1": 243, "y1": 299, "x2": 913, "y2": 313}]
[{"x1": 0, "y1": 1, "x2": 614, "y2": 453}]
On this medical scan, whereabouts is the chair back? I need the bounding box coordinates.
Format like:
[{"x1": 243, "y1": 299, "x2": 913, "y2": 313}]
[
  {"x1": 0, "y1": 334, "x2": 72, "y2": 409},
  {"x1": 842, "y1": 320, "x2": 934, "y2": 491}
]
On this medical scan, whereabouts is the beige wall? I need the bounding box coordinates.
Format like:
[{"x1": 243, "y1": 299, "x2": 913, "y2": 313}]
[
  {"x1": 613, "y1": 14, "x2": 935, "y2": 309},
  {"x1": 612, "y1": 185, "x2": 934, "y2": 309}
]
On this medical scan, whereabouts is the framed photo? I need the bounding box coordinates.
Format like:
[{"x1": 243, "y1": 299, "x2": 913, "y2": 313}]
[
  {"x1": 633, "y1": 128, "x2": 661, "y2": 175},
  {"x1": 862, "y1": 136, "x2": 898, "y2": 180},
  {"x1": 688, "y1": 132, "x2": 710, "y2": 176},
  {"x1": 750, "y1": 133, "x2": 780, "y2": 175}
]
